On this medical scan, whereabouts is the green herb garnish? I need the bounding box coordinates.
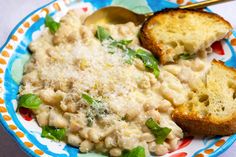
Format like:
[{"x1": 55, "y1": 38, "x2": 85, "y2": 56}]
[
  {"x1": 82, "y1": 93, "x2": 96, "y2": 105},
  {"x1": 121, "y1": 114, "x2": 128, "y2": 121},
  {"x1": 110, "y1": 40, "x2": 133, "y2": 48},
  {"x1": 82, "y1": 93, "x2": 109, "y2": 127},
  {"x1": 18, "y1": 94, "x2": 42, "y2": 110},
  {"x1": 179, "y1": 53, "x2": 196, "y2": 60},
  {"x1": 121, "y1": 146, "x2": 145, "y2": 157},
  {"x1": 95, "y1": 26, "x2": 133, "y2": 56},
  {"x1": 124, "y1": 48, "x2": 136, "y2": 64},
  {"x1": 95, "y1": 26, "x2": 160, "y2": 77},
  {"x1": 145, "y1": 118, "x2": 171, "y2": 144},
  {"x1": 41, "y1": 126, "x2": 66, "y2": 141},
  {"x1": 45, "y1": 15, "x2": 60, "y2": 34},
  {"x1": 95, "y1": 26, "x2": 133, "y2": 54},
  {"x1": 96, "y1": 26, "x2": 112, "y2": 42},
  {"x1": 107, "y1": 40, "x2": 133, "y2": 54},
  {"x1": 136, "y1": 49, "x2": 160, "y2": 78},
  {"x1": 86, "y1": 111, "x2": 94, "y2": 127}
]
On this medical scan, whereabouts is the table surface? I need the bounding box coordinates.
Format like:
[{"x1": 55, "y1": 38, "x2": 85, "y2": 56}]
[{"x1": 0, "y1": 0, "x2": 236, "y2": 157}]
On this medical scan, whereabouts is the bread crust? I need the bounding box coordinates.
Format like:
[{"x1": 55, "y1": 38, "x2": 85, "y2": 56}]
[
  {"x1": 172, "y1": 60, "x2": 236, "y2": 135},
  {"x1": 139, "y1": 9, "x2": 233, "y2": 64},
  {"x1": 172, "y1": 111, "x2": 236, "y2": 135},
  {"x1": 212, "y1": 59, "x2": 236, "y2": 75}
]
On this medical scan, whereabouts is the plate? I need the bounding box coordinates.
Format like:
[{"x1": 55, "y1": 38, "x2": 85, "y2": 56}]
[{"x1": 0, "y1": 0, "x2": 236, "y2": 156}]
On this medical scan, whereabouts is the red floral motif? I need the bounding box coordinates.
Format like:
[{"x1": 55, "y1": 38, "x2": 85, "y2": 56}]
[
  {"x1": 211, "y1": 41, "x2": 225, "y2": 55},
  {"x1": 82, "y1": 7, "x2": 88, "y2": 12},
  {"x1": 19, "y1": 107, "x2": 33, "y2": 121},
  {"x1": 170, "y1": 152, "x2": 188, "y2": 157},
  {"x1": 177, "y1": 136, "x2": 193, "y2": 150}
]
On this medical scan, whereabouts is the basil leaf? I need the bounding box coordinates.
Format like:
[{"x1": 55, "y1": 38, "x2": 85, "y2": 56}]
[
  {"x1": 118, "y1": 40, "x2": 132, "y2": 45},
  {"x1": 96, "y1": 26, "x2": 112, "y2": 42},
  {"x1": 82, "y1": 93, "x2": 104, "y2": 106},
  {"x1": 145, "y1": 118, "x2": 171, "y2": 144},
  {"x1": 18, "y1": 94, "x2": 42, "y2": 110},
  {"x1": 124, "y1": 48, "x2": 136, "y2": 64},
  {"x1": 179, "y1": 53, "x2": 196, "y2": 60},
  {"x1": 45, "y1": 15, "x2": 60, "y2": 34},
  {"x1": 109, "y1": 40, "x2": 134, "y2": 63},
  {"x1": 122, "y1": 146, "x2": 145, "y2": 157},
  {"x1": 136, "y1": 49, "x2": 160, "y2": 78},
  {"x1": 110, "y1": 40, "x2": 132, "y2": 48},
  {"x1": 41, "y1": 126, "x2": 66, "y2": 141},
  {"x1": 82, "y1": 93, "x2": 95, "y2": 105},
  {"x1": 95, "y1": 27, "x2": 160, "y2": 77},
  {"x1": 95, "y1": 26, "x2": 133, "y2": 56}
]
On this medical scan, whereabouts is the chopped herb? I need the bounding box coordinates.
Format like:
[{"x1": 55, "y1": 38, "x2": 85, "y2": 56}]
[
  {"x1": 18, "y1": 94, "x2": 42, "y2": 110},
  {"x1": 107, "y1": 43, "x2": 117, "y2": 54},
  {"x1": 45, "y1": 15, "x2": 60, "y2": 34},
  {"x1": 82, "y1": 93, "x2": 96, "y2": 105},
  {"x1": 96, "y1": 26, "x2": 133, "y2": 57},
  {"x1": 96, "y1": 26, "x2": 112, "y2": 42},
  {"x1": 136, "y1": 49, "x2": 160, "y2": 78},
  {"x1": 179, "y1": 53, "x2": 196, "y2": 60},
  {"x1": 121, "y1": 114, "x2": 128, "y2": 121},
  {"x1": 108, "y1": 50, "x2": 115, "y2": 54},
  {"x1": 110, "y1": 40, "x2": 133, "y2": 49},
  {"x1": 85, "y1": 104, "x2": 109, "y2": 127},
  {"x1": 121, "y1": 146, "x2": 145, "y2": 157},
  {"x1": 82, "y1": 93, "x2": 109, "y2": 127},
  {"x1": 86, "y1": 111, "x2": 94, "y2": 127},
  {"x1": 145, "y1": 118, "x2": 171, "y2": 144},
  {"x1": 95, "y1": 26, "x2": 160, "y2": 77},
  {"x1": 107, "y1": 39, "x2": 133, "y2": 55},
  {"x1": 41, "y1": 126, "x2": 66, "y2": 141},
  {"x1": 118, "y1": 40, "x2": 133, "y2": 45},
  {"x1": 124, "y1": 48, "x2": 136, "y2": 64}
]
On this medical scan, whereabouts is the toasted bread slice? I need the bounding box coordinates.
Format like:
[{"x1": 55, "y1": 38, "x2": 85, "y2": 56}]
[
  {"x1": 140, "y1": 9, "x2": 232, "y2": 64},
  {"x1": 172, "y1": 60, "x2": 236, "y2": 135}
]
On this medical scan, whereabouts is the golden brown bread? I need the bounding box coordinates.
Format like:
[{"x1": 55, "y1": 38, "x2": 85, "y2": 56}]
[
  {"x1": 172, "y1": 60, "x2": 236, "y2": 135},
  {"x1": 140, "y1": 9, "x2": 232, "y2": 64}
]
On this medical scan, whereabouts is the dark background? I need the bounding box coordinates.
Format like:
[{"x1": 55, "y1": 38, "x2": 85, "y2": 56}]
[
  {"x1": 0, "y1": 1, "x2": 49, "y2": 156},
  {"x1": 0, "y1": 124, "x2": 28, "y2": 157}
]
